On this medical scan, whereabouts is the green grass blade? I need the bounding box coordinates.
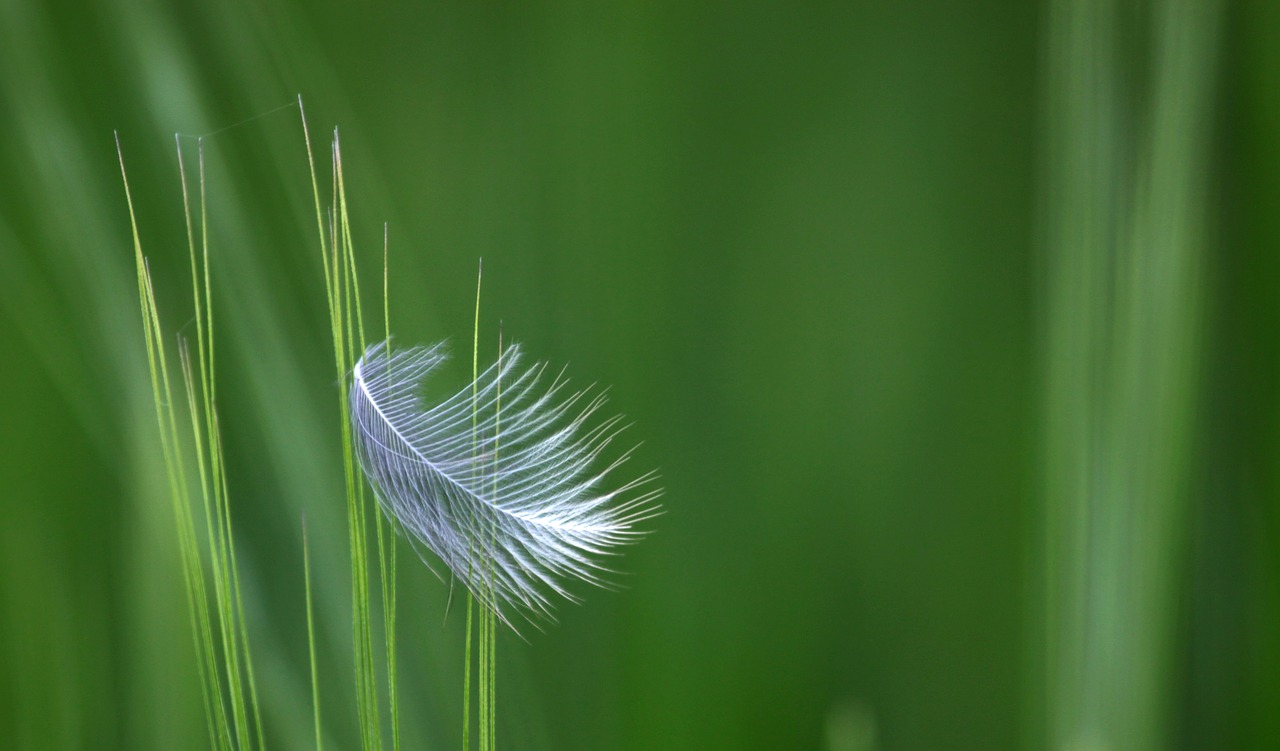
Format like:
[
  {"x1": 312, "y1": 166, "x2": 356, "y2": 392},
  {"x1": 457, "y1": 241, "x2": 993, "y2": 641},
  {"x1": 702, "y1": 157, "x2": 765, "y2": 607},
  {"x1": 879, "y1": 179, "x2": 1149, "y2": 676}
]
[
  {"x1": 1042, "y1": 1, "x2": 1219, "y2": 748},
  {"x1": 304, "y1": 517, "x2": 323, "y2": 751}
]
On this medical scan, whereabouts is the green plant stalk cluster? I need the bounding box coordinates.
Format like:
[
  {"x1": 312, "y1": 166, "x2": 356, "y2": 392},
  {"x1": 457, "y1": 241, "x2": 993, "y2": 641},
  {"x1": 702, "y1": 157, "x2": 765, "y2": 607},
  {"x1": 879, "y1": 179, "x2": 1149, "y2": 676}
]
[
  {"x1": 300, "y1": 101, "x2": 402, "y2": 751},
  {"x1": 124, "y1": 99, "x2": 499, "y2": 751},
  {"x1": 119, "y1": 135, "x2": 265, "y2": 751}
]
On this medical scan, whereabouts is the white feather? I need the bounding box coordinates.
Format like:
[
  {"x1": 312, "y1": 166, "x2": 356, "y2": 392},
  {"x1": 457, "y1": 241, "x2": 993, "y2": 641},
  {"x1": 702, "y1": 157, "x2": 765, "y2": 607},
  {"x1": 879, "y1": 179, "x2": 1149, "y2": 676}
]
[{"x1": 349, "y1": 340, "x2": 660, "y2": 626}]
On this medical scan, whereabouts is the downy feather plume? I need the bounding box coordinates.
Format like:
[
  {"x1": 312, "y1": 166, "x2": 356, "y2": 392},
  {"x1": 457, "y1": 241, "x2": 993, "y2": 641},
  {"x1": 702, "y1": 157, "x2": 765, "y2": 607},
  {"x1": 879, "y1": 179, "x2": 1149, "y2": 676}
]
[{"x1": 349, "y1": 340, "x2": 660, "y2": 627}]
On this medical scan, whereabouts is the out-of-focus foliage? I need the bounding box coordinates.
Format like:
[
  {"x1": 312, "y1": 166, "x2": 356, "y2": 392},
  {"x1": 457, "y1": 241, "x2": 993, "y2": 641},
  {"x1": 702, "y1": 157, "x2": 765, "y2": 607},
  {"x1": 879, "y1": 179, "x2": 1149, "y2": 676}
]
[{"x1": 0, "y1": 1, "x2": 1274, "y2": 749}]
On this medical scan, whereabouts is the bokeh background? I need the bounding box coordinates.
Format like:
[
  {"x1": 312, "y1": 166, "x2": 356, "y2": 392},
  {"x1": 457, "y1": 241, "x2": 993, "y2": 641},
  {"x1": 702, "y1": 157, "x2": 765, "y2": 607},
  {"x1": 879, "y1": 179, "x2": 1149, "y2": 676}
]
[{"x1": 1, "y1": 1, "x2": 1276, "y2": 749}]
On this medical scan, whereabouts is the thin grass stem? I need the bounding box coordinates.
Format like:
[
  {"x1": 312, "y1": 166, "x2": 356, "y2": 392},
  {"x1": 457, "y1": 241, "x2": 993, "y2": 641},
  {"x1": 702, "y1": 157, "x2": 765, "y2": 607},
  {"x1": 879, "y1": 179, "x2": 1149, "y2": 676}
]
[{"x1": 304, "y1": 517, "x2": 322, "y2": 751}]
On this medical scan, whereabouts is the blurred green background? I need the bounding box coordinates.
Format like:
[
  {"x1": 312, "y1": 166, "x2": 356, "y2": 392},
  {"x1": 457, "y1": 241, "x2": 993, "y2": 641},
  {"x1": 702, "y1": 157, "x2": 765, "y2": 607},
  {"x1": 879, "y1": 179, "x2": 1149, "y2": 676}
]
[{"x1": 1, "y1": 0, "x2": 1276, "y2": 749}]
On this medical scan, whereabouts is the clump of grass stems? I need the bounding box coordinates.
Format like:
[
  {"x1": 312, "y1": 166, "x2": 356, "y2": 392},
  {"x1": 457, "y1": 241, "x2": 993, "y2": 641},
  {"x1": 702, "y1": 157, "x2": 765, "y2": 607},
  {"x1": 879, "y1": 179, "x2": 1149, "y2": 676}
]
[
  {"x1": 297, "y1": 104, "x2": 507, "y2": 749},
  {"x1": 119, "y1": 117, "x2": 409, "y2": 750},
  {"x1": 121, "y1": 100, "x2": 507, "y2": 750},
  {"x1": 118, "y1": 133, "x2": 266, "y2": 751},
  {"x1": 299, "y1": 100, "x2": 403, "y2": 751}
]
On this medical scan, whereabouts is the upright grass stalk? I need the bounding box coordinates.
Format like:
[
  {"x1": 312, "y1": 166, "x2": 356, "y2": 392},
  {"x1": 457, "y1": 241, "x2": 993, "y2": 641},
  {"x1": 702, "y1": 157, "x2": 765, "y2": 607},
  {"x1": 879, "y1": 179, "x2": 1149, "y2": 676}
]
[
  {"x1": 463, "y1": 260, "x2": 482, "y2": 751},
  {"x1": 303, "y1": 518, "x2": 322, "y2": 751},
  {"x1": 1041, "y1": 1, "x2": 1219, "y2": 749},
  {"x1": 463, "y1": 261, "x2": 500, "y2": 751},
  {"x1": 379, "y1": 223, "x2": 401, "y2": 751}
]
